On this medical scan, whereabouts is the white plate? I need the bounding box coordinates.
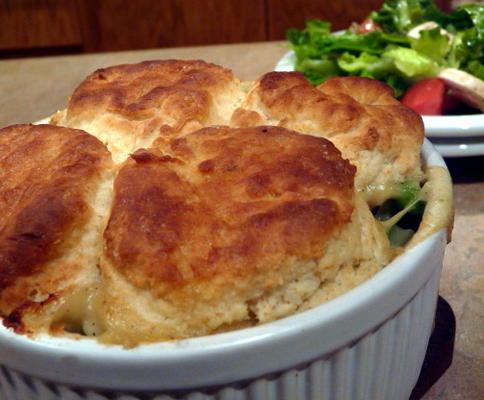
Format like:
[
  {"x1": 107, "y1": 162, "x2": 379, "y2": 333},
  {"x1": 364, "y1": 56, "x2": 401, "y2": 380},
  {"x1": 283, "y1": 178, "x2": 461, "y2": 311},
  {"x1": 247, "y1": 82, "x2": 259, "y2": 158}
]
[
  {"x1": 274, "y1": 50, "x2": 297, "y2": 72},
  {"x1": 33, "y1": 117, "x2": 50, "y2": 125},
  {"x1": 423, "y1": 114, "x2": 484, "y2": 138},
  {"x1": 431, "y1": 138, "x2": 484, "y2": 158},
  {"x1": 275, "y1": 51, "x2": 484, "y2": 139}
]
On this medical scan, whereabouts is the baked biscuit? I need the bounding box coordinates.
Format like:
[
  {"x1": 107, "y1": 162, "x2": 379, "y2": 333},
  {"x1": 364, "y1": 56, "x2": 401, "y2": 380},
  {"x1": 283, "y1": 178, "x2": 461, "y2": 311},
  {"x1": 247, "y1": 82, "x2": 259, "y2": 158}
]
[
  {"x1": 51, "y1": 60, "x2": 244, "y2": 163},
  {"x1": 230, "y1": 72, "x2": 424, "y2": 204},
  {"x1": 0, "y1": 124, "x2": 113, "y2": 334},
  {"x1": 99, "y1": 126, "x2": 391, "y2": 345}
]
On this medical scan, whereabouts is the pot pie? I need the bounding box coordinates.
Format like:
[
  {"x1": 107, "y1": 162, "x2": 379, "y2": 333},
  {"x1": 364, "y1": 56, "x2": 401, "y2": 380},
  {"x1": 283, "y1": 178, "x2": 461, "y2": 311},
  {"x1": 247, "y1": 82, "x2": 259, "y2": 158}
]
[{"x1": 0, "y1": 60, "x2": 452, "y2": 346}]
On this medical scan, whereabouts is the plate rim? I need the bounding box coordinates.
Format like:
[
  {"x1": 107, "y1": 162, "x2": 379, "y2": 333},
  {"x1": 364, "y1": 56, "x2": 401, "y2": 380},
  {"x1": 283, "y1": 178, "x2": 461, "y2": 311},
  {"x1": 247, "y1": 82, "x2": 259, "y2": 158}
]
[{"x1": 432, "y1": 139, "x2": 484, "y2": 158}]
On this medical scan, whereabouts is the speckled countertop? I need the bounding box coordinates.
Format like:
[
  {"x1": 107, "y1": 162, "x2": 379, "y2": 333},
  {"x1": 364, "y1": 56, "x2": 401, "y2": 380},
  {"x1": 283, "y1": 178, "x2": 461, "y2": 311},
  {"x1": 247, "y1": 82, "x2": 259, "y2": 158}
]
[{"x1": 0, "y1": 42, "x2": 482, "y2": 399}]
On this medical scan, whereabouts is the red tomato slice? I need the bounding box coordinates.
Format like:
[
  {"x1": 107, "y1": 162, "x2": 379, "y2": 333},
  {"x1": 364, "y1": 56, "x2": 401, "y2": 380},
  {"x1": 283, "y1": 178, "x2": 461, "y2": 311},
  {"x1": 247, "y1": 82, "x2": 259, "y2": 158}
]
[{"x1": 401, "y1": 78, "x2": 445, "y2": 115}]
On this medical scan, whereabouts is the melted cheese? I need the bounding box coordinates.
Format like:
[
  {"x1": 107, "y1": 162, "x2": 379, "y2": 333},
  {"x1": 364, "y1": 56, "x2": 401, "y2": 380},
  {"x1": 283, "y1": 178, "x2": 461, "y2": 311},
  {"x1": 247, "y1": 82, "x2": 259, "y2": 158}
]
[{"x1": 361, "y1": 184, "x2": 401, "y2": 208}]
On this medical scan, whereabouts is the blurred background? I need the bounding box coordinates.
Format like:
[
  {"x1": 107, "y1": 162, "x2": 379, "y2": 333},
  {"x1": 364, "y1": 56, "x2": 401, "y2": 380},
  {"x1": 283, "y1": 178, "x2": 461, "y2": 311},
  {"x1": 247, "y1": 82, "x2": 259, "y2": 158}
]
[{"x1": 0, "y1": 0, "x2": 453, "y2": 59}]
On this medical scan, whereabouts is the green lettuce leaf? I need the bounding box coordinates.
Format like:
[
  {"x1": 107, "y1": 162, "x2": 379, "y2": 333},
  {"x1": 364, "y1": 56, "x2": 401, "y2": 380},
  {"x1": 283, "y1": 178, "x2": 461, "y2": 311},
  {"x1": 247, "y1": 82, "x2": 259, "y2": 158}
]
[
  {"x1": 295, "y1": 58, "x2": 342, "y2": 85},
  {"x1": 427, "y1": 3, "x2": 481, "y2": 32},
  {"x1": 409, "y1": 27, "x2": 452, "y2": 65},
  {"x1": 336, "y1": 51, "x2": 408, "y2": 96},
  {"x1": 466, "y1": 60, "x2": 484, "y2": 80},
  {"x1": 369, "y1": 0, "x2": 434, "y2": 32},
  {"x1": 383, "y1": 46, "x2": 440, "y2": 79},
  {"x1": 370, "y1": 0, "x2": 479, "y2": 33}
]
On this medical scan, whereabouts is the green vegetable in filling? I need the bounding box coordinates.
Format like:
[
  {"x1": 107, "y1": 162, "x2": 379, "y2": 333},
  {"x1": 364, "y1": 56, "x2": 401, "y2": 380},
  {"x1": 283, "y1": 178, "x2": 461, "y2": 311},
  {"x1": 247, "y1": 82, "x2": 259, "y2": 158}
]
[{"x1": 373, "y1": 181, "x2": 426, "y2": 247}]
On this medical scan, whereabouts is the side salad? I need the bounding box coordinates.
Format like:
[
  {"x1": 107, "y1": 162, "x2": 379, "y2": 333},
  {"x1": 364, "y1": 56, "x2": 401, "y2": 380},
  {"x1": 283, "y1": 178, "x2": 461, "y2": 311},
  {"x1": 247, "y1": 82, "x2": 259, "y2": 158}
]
[{"x1": 287, "y1": 0, "x2": 484, "y2": 115}]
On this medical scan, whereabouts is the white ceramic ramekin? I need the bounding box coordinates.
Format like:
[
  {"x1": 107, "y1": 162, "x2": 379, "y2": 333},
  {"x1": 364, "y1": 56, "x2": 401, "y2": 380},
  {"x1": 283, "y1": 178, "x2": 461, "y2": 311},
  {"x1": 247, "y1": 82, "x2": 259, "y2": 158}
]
[{"x1": 0, "y1": 139, "x2": 449, "y2": 400}]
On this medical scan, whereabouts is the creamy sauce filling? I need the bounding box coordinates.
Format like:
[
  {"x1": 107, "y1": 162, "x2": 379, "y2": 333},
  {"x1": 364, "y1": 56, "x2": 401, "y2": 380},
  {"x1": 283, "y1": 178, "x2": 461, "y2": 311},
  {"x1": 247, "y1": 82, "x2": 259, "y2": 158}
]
[{"x1": 50, "y1": 284, "x2": 105, "y2": 336}]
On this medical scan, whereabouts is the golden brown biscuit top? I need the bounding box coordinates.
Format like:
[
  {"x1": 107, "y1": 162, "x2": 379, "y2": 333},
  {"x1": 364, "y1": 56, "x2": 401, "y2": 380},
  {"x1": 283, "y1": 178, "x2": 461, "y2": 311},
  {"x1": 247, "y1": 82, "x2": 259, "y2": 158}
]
[
  {"x1": 232, "y1": 72, "x2": 424, "y2": 192},
  {"x1": 0, "y1": 124, "x2": 111, "y2": 290},
  {"x1": 104, "y1": 126, "x2": 355, "y2": 299},
  {"x1": 242, "y1": 71, "x2": 422, "y2": 139},
  {"x1": 317, "y1": 75, "x2": 424, "y2": 150},
  {"x1": 66, "y1": 59, "x2": 237, "y2": 122}
]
